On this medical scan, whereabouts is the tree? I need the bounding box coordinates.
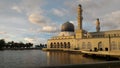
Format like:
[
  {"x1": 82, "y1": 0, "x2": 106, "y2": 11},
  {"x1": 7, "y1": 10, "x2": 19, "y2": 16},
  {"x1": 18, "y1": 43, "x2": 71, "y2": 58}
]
[
  {"x1": 44, "y1": 44, "x2": 47, "y2": 48},
  {"x1": 40, "y1": 44, "x2": 44, "y2": 48},
  {"x1": 11, "y1": 41, "x2": 14, "y2": 48},
  {"x1": 0, "y1": 39, "x2": 6, "y2": 49}
]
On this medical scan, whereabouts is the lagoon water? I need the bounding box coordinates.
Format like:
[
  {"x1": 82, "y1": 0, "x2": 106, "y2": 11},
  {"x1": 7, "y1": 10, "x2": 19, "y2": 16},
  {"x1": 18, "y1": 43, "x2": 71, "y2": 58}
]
[{"x1": 0, "y1": 50, "x2": 119, "y2": 68}]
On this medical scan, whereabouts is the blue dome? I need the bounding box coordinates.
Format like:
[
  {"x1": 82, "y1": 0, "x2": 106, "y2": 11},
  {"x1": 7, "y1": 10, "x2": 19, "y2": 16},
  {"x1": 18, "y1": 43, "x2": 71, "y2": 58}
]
[{"x1": 61, "y1": 21, "x2": 74, "y2": 32}]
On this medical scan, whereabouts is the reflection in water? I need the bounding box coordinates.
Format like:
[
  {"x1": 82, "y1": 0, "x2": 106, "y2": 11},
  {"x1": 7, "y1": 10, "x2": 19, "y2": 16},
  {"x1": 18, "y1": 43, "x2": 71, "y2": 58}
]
[
  {"x1": 1, "y1": 50, "x2": 48, "y2": 68},
  {"x1": 46, "y1": 51, "x2": 104, "y2": 66},
  {"x1": 0, "y1": 50, "x2": 120, "y2": 68}
]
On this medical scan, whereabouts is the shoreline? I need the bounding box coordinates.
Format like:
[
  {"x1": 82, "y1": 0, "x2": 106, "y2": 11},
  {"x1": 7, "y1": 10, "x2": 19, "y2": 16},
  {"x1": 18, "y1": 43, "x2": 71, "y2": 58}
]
[
  {"x1": 42, "y1": 48, "x2": 120, "y2": 60},
  {"x1": 0, "y1": 48, "x2": 42, "y2": 50}
]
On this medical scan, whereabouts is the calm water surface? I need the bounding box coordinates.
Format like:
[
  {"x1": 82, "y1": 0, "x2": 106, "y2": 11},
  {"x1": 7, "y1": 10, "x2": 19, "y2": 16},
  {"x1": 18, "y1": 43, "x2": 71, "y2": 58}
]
[{"x1": 0, "y1": 50, "x2": 119, "y2": 68}]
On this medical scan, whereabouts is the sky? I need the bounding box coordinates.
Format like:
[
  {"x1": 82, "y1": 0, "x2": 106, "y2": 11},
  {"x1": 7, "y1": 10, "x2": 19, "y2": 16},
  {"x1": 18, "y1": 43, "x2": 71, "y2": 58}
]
[{"x1": 0, "y1": 0, "x2": 120, "y2": 45}]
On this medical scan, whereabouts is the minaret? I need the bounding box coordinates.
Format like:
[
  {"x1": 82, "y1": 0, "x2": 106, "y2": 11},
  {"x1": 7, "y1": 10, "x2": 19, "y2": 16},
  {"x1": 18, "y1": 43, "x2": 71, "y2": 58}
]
[
  {"x1": 96, "y1": 18, "x2": 100, "y2": 32},
  {"x1": 77, "y1": 4, "x2": 83, "y2": 30},
  {"x1": 75, "y1": 4, "x2": 84, "y2": 39}
]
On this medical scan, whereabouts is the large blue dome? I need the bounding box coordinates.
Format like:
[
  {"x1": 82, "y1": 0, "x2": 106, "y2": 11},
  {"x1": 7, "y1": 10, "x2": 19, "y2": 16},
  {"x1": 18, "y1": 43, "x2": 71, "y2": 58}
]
[{"x1": 61, "y1": 21, "x2": 74, "y2": 32}]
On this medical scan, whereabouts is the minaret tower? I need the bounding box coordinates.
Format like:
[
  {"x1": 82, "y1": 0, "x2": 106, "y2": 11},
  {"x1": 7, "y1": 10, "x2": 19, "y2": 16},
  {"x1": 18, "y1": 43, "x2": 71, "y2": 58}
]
[
  {"x1": 96, "y1": 18, "x2": 100, "y2": 32},
  {"x1": 77, "y1": 4, "x2": 83, "y2": 30},
  {"x1": 76, "y1": 4, "x2": 84, "y2": 39}
]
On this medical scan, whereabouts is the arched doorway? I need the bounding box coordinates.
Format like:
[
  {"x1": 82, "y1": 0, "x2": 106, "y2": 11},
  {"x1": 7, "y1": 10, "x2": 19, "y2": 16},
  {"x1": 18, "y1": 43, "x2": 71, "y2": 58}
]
[{"x1": 98, "y1": 42, "x2": 103, "y2": 51}]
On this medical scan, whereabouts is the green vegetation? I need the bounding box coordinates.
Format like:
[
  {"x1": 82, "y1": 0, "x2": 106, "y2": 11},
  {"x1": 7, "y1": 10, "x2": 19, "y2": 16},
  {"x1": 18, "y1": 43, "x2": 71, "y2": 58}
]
[
  {"x1": 0, "y1": 39, "x2": 33, "y2": 50},
  {"x1": 0, "y1": 39, "x2": 5, "y2": 49},
  {"x1": 35, "y1": 44, "x2": 47, "y2": 49}
]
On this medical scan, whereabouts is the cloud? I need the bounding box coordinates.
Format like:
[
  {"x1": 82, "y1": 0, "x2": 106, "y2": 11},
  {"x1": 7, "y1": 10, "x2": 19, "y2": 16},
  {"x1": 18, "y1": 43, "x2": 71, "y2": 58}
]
[
  {"x1": 13, "y1": 0, "x2": 46, "y2": 15},
  {"x1": 24, "y1": 37, "x2": 35, "y2": 43},
  {"x1": 101, "y1": 10, "x2": 120, "y2": 30},
  {"x1": 41, "y1": 26, "x2": 59, "y2": 33},
  {"x1": 1, "y1": 0, "x2": 120, "y2": 44},
  {"x1": 24, "y1": 37, "x2": 47, "y2": 44},
  {"x1": 11, "y1": 6, "x2": 22, "y2": 13},
  {"x1": 52, "y1": 8, "x2": 68, "y2": 17},
  {"x1": 28, "y1": 13, "x2": 50, "y2": 26},
  {"x1": 28, "y1": 13, "x2": 60, "y2": 33},
  {"x1": 5, "y1": 0, "x2": 46, "y2": 16},
  {"x1": 64, "y1": 0, "x2": 120, "y2": 31},
  {"x1": 0, "y1": 31, "x2": 7, "y2": 34}
]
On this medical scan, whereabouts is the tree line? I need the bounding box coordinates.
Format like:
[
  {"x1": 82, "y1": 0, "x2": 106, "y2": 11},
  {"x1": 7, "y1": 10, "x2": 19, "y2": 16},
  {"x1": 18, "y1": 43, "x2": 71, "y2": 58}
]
[
  {"x1": 0, "y1": 39, "x2": 33, "y2": 49},
  {"x1": 35, "y1": 44, "x2": 47, "y2": 48}
]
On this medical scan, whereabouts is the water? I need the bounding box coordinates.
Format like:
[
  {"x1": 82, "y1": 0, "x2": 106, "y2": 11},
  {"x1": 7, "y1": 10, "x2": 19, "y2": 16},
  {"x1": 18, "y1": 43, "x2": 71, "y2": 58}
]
[{"x1": 0, "y1": 50, "x2": 119, "y2": 68}]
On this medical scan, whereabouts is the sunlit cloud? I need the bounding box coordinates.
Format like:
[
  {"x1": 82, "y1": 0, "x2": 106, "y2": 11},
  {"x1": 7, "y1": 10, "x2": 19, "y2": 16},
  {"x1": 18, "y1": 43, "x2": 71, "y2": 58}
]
[
  {"x1": 24, "y1": 37, "x2": 35, "y2": 43},
  {"x1": 11, "y1": 6, "x2": 22, "y2": 13},
  {"x1": 24, "y1": 37, "x2": 47, "y2": 44},
  {"x1": 28, "y1": 13, "x2": 49, "y2": 26},
  {"x1": 42, "y1": 26, "x2": 59, "y2": 33},
  {"x1": 28, "y1": 13, "x2": 60, "y2": 33},
  {"x1": 0, "y1": 31, "x2": 7, "y2": 34}
]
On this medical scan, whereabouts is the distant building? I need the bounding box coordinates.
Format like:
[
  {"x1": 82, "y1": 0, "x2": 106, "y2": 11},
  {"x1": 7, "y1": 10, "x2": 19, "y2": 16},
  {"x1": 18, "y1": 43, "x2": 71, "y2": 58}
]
[{"x1": 47, "y1": 4, "x2": 120, "y2": 52}]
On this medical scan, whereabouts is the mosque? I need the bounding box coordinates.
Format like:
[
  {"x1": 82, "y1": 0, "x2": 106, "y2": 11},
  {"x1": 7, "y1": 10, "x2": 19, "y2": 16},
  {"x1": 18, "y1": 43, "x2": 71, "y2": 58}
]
[{"x1": 47, "y1": 4, "x2": 120, "y2": 52}]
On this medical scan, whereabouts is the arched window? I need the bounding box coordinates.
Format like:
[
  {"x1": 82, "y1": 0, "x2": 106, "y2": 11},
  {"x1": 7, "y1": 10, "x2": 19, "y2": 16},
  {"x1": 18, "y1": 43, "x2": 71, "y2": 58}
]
[
  {"x1": 57, "y1": 42, "x2": 59, "y2": 48},
  {"x1": 64, "y1": 42, "x2": 67, "y2": 48},
  {"x1": 50, "y1": 43, "x2": 53, "y2": 48},
  {"x1": 82, "y1": 42, "x2": 86, "y2": 49},
  {"x1": 87, "y1": 42, "x2": 92, "y2": 49},
  {"x1": 54, "y1": 43, "x2": 56, "y2": 48},
  {"x1": 61, "y1": 42, "x2": 63, "y2": 48},
  {"x1": 68, "y1": 42, "x2": 70, "y2": 48},
  {"x1": 111, "y1": 41, "x2": 117, "y2": 50},
  {"x1": 114, "y1": 34, "x2": 116, "y2": 37}
]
